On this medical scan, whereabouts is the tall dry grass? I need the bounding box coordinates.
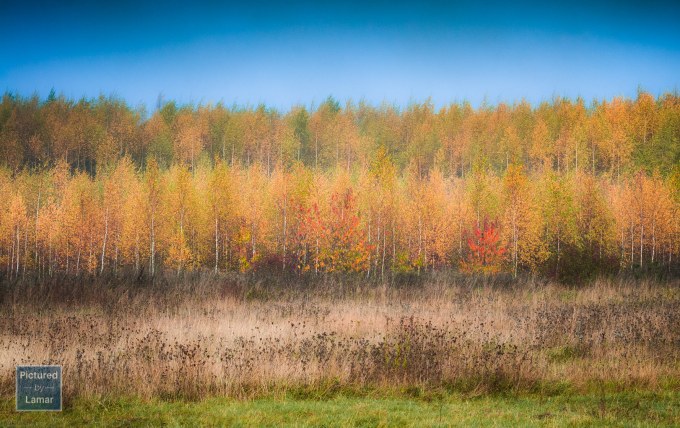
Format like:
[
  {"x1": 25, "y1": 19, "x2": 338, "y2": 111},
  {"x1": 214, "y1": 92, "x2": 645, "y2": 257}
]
[{"x1": 0, "y1": 274, "x2": 679, "y2": 400}]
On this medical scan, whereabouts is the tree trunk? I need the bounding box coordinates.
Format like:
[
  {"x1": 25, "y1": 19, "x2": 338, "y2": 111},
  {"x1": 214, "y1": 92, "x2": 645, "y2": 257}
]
[
  {"x1": 150, "y1": 213, "x2": 156, "y2": 277},
  {"x1": 214, "y1": 217, "x2": 219, "y2": 274},
  {"x1": 282, "y1": 197, "x2": 287, "y2": 271},
  {"x1": 100, "y1": 207, "x2": 109, "y2": 274}
]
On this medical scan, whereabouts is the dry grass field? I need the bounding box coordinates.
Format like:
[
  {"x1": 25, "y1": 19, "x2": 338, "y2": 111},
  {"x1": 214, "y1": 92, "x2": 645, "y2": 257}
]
[{"x1": 1, "y1": 274, "x2": 678, "y2": 404}]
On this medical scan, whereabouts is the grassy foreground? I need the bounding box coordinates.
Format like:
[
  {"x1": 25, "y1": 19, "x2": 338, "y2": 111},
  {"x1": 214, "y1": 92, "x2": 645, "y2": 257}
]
[
  {"x1": 2, "y1": 276, "x2": 679, "y2": 426},
  {"x1": 1, "y1": 391, "x2": 679, "y2": 427}
]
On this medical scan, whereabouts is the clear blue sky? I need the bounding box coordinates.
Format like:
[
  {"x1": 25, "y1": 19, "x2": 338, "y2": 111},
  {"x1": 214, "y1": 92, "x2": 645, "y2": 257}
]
[{"x1": 1, "y1": 1, "x2": 679, "y2": 110}]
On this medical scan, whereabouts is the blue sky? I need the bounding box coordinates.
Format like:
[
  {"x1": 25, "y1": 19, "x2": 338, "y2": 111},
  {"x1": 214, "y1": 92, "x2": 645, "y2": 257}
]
[{"x1": 1, "y1": 1, "x2": 679, "y2": 110}]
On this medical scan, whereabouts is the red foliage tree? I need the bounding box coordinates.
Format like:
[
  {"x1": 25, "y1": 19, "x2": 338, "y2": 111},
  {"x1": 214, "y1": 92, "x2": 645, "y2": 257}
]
[
  {"x1": 323, "y1": 188, "x2": 372, "y2": 272},
  {"x1": 292, "y1": 189, "x2": 372, "y2": 273},
  {"x1": 461, "y1": 221, "x2": 506, "y2": 274}
]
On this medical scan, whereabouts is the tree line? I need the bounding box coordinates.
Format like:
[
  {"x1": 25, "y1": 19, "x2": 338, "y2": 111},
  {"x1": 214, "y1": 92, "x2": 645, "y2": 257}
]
[{"x1": 0, "y1": 90, "x2": 679, "y2": 280}]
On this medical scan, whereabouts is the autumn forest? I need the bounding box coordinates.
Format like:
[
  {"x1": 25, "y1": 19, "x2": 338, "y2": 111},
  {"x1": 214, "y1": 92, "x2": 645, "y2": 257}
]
[{"x1": 1, "y1": 91, "x2": 680, "y2": 281}]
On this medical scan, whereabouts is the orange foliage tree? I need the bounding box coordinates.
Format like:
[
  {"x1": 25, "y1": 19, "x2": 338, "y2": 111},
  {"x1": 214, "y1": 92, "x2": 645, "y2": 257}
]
[
  {"x1": 1, "y1": 92, "x2": 680, "y2": 279},
  {"x1": 321, "y1": 188, "x2": 372, "y2": 272}
]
